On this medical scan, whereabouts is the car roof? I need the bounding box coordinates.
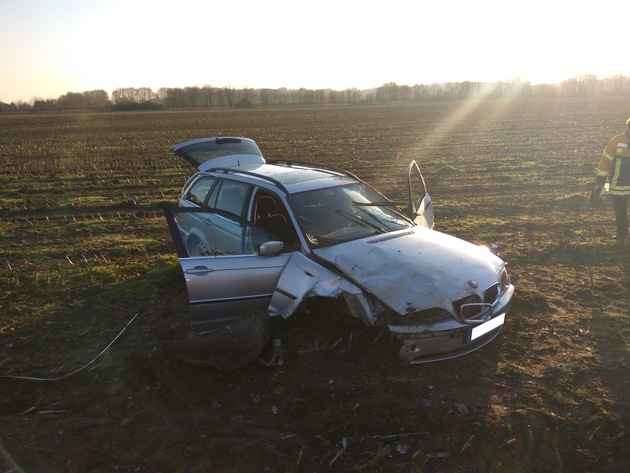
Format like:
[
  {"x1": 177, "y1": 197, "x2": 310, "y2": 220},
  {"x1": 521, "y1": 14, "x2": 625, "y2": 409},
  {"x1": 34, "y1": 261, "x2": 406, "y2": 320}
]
[
  {"x1": 174, "y1": 136, "x2": 362, "y2": 194},
  {"x1": 201, "y1": 162, "x2": 360, "y2": 194}
]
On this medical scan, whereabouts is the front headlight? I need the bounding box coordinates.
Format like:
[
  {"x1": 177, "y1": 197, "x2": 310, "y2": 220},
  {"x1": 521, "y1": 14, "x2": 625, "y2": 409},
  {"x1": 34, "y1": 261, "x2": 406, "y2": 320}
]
[{"x1": 499, "y1": 266, "x2": 510, "y2": 293}]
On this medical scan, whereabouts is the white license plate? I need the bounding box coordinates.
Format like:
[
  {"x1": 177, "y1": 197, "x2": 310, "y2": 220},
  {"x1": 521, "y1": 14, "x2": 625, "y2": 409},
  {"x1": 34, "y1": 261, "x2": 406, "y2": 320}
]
[{"x1": 468, "y1": 313, "x2": 505, "y2": 342}]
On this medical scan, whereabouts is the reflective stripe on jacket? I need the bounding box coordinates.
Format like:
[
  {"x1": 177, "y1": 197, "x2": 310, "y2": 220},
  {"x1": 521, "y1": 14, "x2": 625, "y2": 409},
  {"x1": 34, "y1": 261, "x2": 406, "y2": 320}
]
[{"x1": 597, "y1": 133, "x2": 630, "y2": 195}]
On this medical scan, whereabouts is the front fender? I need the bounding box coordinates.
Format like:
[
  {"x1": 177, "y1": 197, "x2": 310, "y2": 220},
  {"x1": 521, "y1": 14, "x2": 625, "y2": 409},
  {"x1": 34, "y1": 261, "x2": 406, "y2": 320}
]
[{"x1": 267, "y1": 252, "x2": 377, "y2": 325}]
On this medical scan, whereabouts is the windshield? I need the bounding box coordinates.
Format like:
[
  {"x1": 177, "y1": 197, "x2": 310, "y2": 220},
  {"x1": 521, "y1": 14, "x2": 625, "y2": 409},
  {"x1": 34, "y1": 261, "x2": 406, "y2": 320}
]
[{"x1": 288, "y1": 183, "x2": 413, "y2": 248}]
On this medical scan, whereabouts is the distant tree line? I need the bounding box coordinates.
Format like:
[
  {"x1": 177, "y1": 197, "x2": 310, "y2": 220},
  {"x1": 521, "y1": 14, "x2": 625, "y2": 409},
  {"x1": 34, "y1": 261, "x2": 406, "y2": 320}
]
[{"x1": 3, "y1": 74, "x2": 630, "y2": 113}]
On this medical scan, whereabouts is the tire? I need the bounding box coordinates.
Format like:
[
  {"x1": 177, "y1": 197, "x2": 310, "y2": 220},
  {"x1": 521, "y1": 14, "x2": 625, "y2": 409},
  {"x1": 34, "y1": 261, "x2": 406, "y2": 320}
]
[{"x1": 187, "y1": 236, "x2": 208, "y2": 256}]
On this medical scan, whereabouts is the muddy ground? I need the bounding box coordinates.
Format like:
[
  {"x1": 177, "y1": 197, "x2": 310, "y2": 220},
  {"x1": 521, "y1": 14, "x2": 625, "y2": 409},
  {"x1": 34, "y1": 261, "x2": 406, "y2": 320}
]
[
  {"x1": 0, "y1": 101, "x2": 629, "y2": 472},
  {"x1": 2, "y1": 267, "x2": 628, "y2": 473}
]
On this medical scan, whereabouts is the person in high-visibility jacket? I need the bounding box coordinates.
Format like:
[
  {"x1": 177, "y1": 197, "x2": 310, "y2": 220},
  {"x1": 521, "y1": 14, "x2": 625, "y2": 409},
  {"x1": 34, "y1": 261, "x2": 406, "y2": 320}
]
[{"x1": 595, "y1": 118, "x2": 630, "y2": 248}]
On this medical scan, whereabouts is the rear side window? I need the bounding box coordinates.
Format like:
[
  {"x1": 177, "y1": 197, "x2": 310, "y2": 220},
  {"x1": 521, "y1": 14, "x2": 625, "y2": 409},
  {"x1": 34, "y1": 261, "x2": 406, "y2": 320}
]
[
  {"x1": 185, "y1": 176, "x2": 216, "y2": 206},
  {"x1": 208, "y1": 180, "x2": 251, "y2": 217}
]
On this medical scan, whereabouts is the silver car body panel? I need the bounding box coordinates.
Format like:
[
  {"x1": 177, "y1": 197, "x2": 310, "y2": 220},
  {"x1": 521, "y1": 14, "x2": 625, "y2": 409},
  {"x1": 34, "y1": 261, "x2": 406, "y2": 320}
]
[
  {"x1": 314, "y1": 225, "x2": 503, "y2": 317},
  {"x1": 180, "y1": 252, "x2": 291, "y2": 325},
  {"x1": 268, "y1": 252, "x2": 376, "y2": 325},
  {"x1": 236, "y1": 164, "x2": 356, "y2": 194},
  {"x1": 198, "y1": 154, "x2": 265, "y2": 172}
]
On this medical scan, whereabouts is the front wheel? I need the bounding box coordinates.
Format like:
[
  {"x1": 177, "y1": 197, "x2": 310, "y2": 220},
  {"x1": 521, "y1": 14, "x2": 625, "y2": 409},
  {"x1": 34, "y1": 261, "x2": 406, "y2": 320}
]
[{"x1": 187, "y1": 236, "x2": 208, "y2": 256}]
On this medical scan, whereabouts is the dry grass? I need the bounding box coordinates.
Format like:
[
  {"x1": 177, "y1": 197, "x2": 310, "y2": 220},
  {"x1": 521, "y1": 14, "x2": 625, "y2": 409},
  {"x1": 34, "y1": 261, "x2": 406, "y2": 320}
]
[{"x1": 0, "y1": 98, "x2": 628, "y2": 472}]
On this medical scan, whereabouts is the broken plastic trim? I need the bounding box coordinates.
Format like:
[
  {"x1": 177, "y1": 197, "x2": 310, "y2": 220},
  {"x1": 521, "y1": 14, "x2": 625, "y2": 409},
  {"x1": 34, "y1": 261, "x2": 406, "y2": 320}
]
[{"x1": 458, "y1": 302, "x2": 493, "y2": 322}]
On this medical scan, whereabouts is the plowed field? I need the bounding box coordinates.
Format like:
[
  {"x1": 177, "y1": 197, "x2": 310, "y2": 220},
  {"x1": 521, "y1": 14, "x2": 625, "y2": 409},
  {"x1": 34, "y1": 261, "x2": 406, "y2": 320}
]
[{"x1": 1, "y1": 98, "x2": 628, "y2": 472}]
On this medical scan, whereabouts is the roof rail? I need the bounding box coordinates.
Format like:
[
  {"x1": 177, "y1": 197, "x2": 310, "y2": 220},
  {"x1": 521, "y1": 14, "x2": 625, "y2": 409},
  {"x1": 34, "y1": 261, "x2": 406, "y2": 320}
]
[{"x1": 206, "y1": 167, "x2": 289, "y2": 193}]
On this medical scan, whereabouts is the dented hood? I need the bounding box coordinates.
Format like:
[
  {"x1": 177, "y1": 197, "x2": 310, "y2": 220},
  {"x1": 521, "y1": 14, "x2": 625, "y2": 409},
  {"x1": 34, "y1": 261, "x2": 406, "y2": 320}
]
[{"x1": 313, "y1": 226, "x2": 504, "y2": 315}]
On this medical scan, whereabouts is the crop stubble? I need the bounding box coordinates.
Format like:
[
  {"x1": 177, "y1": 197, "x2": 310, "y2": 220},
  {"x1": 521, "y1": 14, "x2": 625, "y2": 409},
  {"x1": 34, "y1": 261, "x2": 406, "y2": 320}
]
[{"x1": 0, "y1": 98, "x2": 628, "y2": 472}]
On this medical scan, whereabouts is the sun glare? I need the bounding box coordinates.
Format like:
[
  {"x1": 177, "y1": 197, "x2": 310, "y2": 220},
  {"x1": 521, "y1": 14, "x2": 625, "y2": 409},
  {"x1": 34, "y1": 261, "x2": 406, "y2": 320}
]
[{"x1": 1, "y1": 0, "x2": 629, "y2": 102}]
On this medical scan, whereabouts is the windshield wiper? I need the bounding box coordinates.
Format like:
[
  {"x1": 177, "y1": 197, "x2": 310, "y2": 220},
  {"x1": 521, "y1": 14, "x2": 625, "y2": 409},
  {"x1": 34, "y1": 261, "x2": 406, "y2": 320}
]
[
  {"x1": 335, "y1": 209, "x2": 386, "y2": 233},
  {"x1": 352, "y1": 200, "x2": 397, "y2": 207},
  {"x1": 351, "y1": 201, "x2": 412, "y2": 227}
]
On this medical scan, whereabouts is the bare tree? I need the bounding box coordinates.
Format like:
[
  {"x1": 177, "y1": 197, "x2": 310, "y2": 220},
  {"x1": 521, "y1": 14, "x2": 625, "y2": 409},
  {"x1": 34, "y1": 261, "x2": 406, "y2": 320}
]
[
  {"x1": 58, "y1": 92, "x2": 86, "y2": 109},
  {"x1": 112, "y1": 87, "x2": 156, "y2": 104},
  {"x1": 345, "y1": 87, "x2": 361, "y2": 104},
  {"x1": 183, "y1": 86, "x2": 202, "y2": 108},
  {"x1": 221, "y1": 85, "x2": 237, "y2": 108},
  {"x1": 200, "y1": 85, "x2": 215, "y2": 108},
  {"x1": 83, "y1": 90, "x2": 110, "y2": 109}
]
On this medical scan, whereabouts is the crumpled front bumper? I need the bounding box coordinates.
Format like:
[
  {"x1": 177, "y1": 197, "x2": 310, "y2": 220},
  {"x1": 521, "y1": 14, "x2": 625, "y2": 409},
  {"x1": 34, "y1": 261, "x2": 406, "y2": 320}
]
[{"x1": 390, "y1": 283, "x2": 515, "y2": 364}]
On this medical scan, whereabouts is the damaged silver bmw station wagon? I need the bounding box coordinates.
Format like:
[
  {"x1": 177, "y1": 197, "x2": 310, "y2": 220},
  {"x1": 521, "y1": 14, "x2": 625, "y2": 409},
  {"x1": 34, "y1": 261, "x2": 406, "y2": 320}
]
[{"x1": 164, "y1": 136, "x2": 514, "y2": 370}]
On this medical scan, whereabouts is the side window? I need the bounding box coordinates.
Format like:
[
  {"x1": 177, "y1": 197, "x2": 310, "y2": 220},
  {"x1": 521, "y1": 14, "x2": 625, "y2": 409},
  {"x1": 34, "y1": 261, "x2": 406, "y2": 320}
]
[
  {"x1": 208, "y1": 180, "x2": 251, "y2": 217},
  {"x1": 253, "y1": 191, "x2": 299, "y2": 247},
  {"x1": 169, "y1": 208, "x2": 274, "y2": 257},
  {"x1": 185, "y1": 176, "x2": 216, "y2": 207}
]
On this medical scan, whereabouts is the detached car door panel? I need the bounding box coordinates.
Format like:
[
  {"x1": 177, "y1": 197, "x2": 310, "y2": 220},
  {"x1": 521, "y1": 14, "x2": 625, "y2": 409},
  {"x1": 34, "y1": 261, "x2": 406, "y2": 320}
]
[{"x1": 164, "y1": 208, "x2": 291, "y2": 325}]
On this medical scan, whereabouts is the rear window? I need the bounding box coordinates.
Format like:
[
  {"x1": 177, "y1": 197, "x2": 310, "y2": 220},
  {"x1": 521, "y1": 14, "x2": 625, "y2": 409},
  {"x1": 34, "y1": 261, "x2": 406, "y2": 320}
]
[{"x1": 179, "y1": 138, "x2": 262, "y2": 166}]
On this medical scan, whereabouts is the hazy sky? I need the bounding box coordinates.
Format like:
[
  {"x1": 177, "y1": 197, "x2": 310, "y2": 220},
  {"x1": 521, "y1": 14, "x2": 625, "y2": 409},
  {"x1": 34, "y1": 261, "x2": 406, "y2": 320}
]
[{"x1": 0, "y1": 0, "x2": 624, "y2": 103}]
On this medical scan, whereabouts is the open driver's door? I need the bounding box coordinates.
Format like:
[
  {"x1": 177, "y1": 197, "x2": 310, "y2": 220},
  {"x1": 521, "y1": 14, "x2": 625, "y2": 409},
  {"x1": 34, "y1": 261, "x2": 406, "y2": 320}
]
[
  {"x1": 164, "y1": 207, "x2": 291, "y2": 327},
  {"x1": 406, "y1": 160, "x2": 434, "y2": 229}
]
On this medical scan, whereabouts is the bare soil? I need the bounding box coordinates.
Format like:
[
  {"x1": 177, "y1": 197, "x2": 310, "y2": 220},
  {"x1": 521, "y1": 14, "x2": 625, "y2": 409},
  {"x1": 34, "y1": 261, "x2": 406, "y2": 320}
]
[{"x1": 0, "y1": 100, "x2": 629, "y2": 472}]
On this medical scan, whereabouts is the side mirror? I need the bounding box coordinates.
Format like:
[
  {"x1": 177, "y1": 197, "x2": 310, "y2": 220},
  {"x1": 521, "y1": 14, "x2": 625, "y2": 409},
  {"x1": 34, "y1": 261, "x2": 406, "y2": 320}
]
[{"x1": 258, "y1": 241, "x2": 284, "y2": 257}]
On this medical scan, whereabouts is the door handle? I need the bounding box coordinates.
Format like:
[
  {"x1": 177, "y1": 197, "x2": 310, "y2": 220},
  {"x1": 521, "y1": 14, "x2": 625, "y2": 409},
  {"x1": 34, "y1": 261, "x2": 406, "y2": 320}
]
[{"x1": 185, "y1": 266, "x2": 215, "y2": 275}]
